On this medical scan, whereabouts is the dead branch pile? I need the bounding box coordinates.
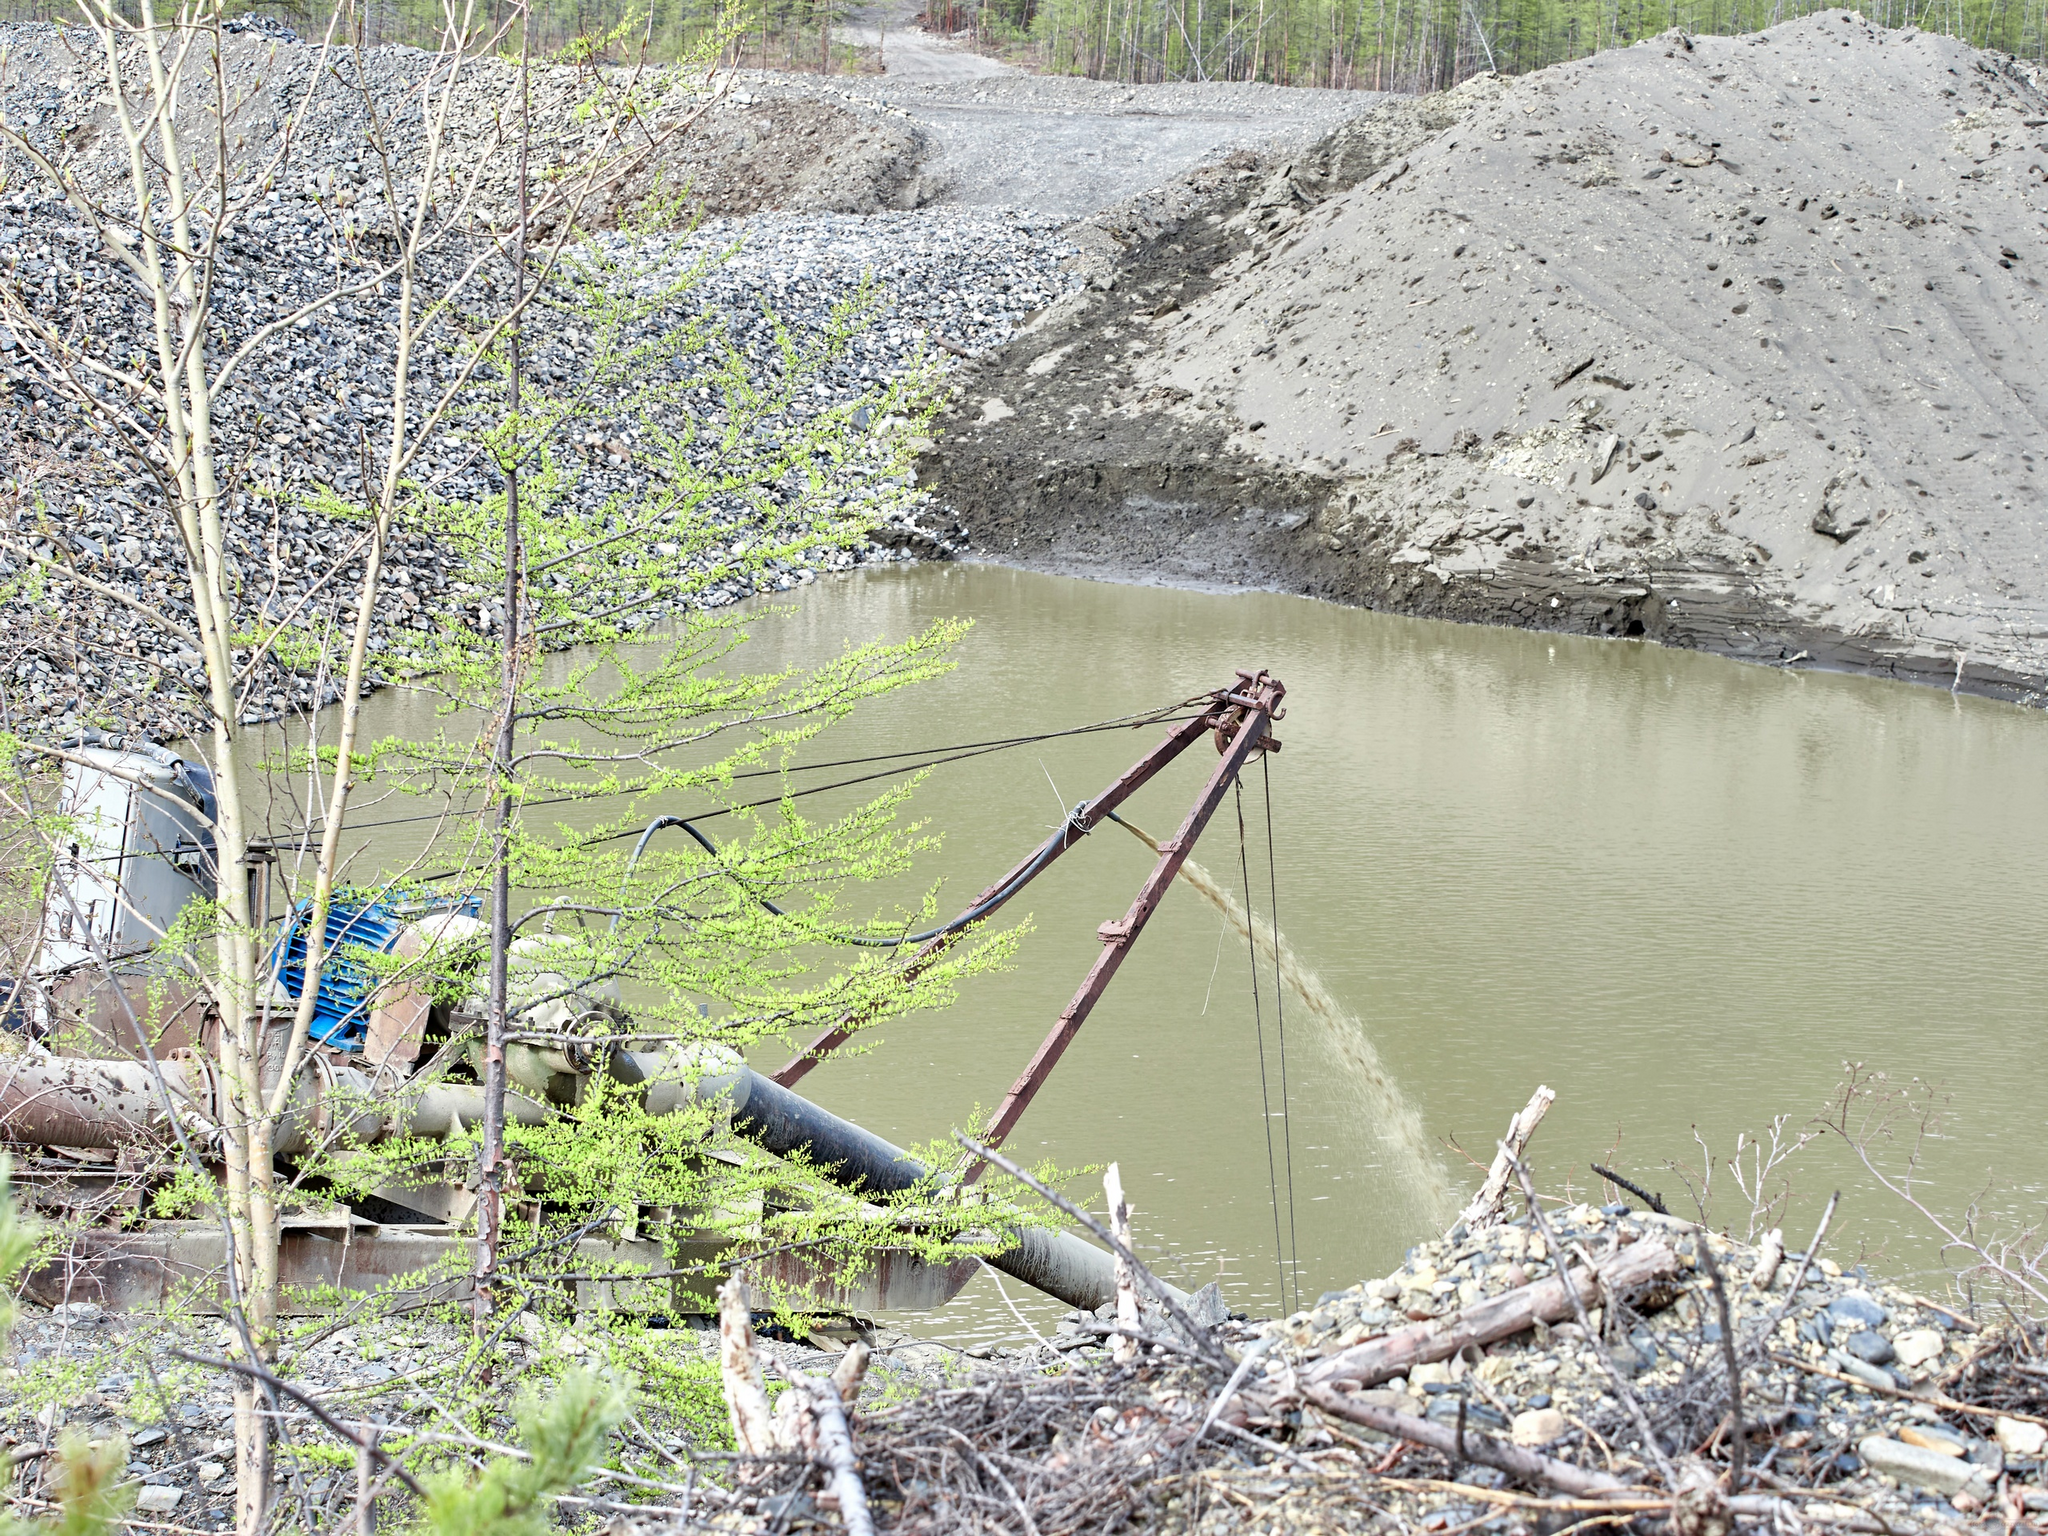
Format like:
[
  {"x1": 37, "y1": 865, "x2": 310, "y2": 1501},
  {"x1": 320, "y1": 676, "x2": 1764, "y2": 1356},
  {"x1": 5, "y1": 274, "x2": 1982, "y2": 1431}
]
[{"x1": 683, "y1": 1116, "x2": 2048, "y2": 1536}]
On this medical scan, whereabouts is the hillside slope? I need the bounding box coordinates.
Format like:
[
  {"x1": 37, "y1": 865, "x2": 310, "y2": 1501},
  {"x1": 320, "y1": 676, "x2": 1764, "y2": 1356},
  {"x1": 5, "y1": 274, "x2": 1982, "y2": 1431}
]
[{"x1": 933, "y1": 16, "x2": 2048, "y2": 702}]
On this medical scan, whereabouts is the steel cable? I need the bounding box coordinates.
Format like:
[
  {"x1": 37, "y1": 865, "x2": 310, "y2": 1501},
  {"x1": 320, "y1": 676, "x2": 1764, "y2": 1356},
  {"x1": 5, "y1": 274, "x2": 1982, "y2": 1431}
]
[
  {"x1": 1263, "y1": 750, "x2": 1301, "y2": 1317},
  {"x1": 612, "y1": 805, "x2": 1081, "y2": 948},
  {"x1": 1236, "y1": 776, "x2": 1289, "y2": 1315},
  {"x1": 266, "y1": 701, "x2": 1204, "y2": 845}
]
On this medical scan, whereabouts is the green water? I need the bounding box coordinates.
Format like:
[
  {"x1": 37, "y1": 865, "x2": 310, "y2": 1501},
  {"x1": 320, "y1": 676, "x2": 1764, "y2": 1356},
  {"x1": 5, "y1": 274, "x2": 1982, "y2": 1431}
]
[{"x1": 311, "y1": 562, "x2": 2048, "y2": 1340}]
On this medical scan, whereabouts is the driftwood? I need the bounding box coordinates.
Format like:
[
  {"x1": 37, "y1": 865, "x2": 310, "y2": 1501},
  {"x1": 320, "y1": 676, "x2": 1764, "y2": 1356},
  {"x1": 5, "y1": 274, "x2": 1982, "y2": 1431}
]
[
  {"x1": 1304, "y1": 1238, "x2": 1684, "y2": 1391},
  {"x1": 785, "y1": 1367, "x2": 874, "y2": 1536},
  {"x1": 1298, "y1": 1383, "x2": 1627, "y2": 1497},
  {"x1": 830, "y1": 1341, "x2": 872, "y2": 1405},
  {"x1": 1451, "y1": 1085, "x2": 1555, "y2": 1237},
  {"x1": 1104, "y1": 1162, "x2": 1140, "y2": 1366},
  {"x1": 719, "y1": 1278, "x2": 777, "y2": 1458},
  {"x1": 717, "y1": 1278, "x2": 876, "y2": 1536},
  {"x1": 1749, "y1": 1228, "x2": 1784, "y2": 1290}
]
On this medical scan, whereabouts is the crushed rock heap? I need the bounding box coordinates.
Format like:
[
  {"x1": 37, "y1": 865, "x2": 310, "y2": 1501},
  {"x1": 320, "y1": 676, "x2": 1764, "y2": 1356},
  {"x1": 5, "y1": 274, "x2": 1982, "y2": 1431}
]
[
  {"x1": 924, "y1": 1202, "x2": 2044, "y2": 1533},
  {"x1": 934, "y1": 14, "x2": 2048, "y2": 704},
  {"x1": 1258, "y1": 1203, "x2": 2035, "y2": 1508},
  {"x1": 0, "y1": 24, "x2": 928, "y2": 221},
  {"x1": 0, "y1": 24, "x2": 1079, "y2": 739}
]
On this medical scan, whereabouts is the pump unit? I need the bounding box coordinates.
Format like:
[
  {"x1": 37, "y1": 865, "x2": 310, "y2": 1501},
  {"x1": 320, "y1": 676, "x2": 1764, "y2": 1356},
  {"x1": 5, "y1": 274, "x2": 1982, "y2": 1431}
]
[{"x1": 40, "y1": 733, "x2": 216, "y2": 973}]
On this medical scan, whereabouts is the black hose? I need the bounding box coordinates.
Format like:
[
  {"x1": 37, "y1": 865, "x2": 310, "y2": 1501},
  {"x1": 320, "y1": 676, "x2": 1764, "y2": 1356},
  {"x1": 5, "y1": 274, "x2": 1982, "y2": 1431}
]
[{"x1": 615, "y1": 807, "x2": 1086, "y2": 948}]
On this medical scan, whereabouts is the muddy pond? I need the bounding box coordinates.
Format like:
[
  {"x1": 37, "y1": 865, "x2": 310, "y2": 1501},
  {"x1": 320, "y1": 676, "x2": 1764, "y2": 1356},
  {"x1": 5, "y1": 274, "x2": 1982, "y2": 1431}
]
[{"x1": 314, "y1": 562, "x2": 2048, "y2": 1344}]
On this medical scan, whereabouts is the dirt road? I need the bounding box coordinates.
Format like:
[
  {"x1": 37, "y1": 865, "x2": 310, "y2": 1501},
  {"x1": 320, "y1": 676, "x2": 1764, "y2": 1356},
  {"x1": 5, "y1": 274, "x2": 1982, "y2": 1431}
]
[
  {"x1": 808, "y1": 9, "x2": 1374, "y2": 219},
  {"x1": 837, "y1": 0, "x2": 1016, "y2": 80}
]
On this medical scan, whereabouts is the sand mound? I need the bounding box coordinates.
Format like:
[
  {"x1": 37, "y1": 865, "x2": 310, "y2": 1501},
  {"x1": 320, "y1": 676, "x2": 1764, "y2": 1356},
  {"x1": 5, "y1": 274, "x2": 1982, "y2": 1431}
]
[{"x1": 1123, "y1": 15, "x2": 2048, "y2": 691}]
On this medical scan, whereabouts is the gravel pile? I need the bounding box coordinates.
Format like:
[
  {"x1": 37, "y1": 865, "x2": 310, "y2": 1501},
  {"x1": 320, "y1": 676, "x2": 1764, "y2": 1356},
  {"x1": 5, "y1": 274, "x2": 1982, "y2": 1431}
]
[
  {"x1": 0, "y1": 170, "x2": 1074, "y2": 739},
  {"x1": 1247, "y1": 1202, "x2": 2038, "y2": 1528},
  {"x1": 1014, "y1": 1202, "x2": 2047, "y2": 1531},
  {"x1": 774, "y1": 70, "x2": 1378, "y2": 220},
  {"x1": 1135, "y1": 15, "x2": 2048, "y2": 696},
  {"x1": 0, "y1": 1296, "x2": 961, "y2": 1530},
  {"x1": 0, "y1": 24, "x2": 926, "y2": 224},
  {"x1": 6, "y1": 1189, "x2": 2046, "y2": 1531},
  {"x1": 0, "y1": 16, "x2": 1393, "y2": 742},
  {"x1": 933, "y1": 16, "x2": 2048, "y2": 705}
]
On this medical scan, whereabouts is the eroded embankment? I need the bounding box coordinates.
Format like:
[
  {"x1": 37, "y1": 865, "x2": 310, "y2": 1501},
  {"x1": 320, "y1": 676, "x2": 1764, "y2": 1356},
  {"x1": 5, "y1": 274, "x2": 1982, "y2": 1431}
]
[{"x1": 925, "y1": 19, "x2": 2048, "y2": 705}]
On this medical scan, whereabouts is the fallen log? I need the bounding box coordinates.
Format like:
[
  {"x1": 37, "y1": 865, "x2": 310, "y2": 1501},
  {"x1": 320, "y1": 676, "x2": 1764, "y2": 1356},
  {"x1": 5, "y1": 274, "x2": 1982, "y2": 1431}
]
[
  {"x1": 718, "y1": 1278, "x2": 777, "y2": 1458},
  {"x1": 1105, "y1": 1162, "x2": 1139, "y2": 1366},
  {"x1": 1305, "y1": 1238, "x2": 1684, "y2": 1391},
  {"x1": 1298, "y1": 1384, "x2": 1627, "y2": 1497}
]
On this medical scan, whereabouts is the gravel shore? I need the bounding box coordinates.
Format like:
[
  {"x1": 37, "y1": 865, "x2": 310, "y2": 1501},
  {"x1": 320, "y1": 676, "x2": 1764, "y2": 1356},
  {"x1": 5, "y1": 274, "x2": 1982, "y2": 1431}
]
[
  {"x1": 0, "y1": 20, "x2": 1367, "y2": 742},
  {"x1": 8, "y1": 1196, "x2": 2040, "y2": 1532}
]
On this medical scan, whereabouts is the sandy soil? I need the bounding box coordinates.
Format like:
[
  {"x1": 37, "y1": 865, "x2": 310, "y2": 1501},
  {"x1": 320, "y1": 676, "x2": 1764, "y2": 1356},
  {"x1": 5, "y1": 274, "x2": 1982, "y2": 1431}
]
[{"x1": 926, "y1": 16, "x2": 2048, "y2": 704}]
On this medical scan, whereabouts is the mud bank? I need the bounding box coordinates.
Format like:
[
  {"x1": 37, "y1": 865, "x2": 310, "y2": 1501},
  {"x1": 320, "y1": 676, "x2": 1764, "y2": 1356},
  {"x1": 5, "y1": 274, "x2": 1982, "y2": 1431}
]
[{"x1": 924, "y1": 17, "x2": 2048, "y2": 706}]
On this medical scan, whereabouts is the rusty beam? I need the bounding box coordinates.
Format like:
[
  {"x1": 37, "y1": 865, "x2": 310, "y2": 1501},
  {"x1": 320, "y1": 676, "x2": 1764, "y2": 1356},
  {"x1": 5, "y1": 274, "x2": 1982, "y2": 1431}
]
[
  {"x1": 773, "y1": 693, "x2": 1239, "y2": 1088},
  {"x1": 972, "y1": 670, "x2": 1285, "y2": 1163}
]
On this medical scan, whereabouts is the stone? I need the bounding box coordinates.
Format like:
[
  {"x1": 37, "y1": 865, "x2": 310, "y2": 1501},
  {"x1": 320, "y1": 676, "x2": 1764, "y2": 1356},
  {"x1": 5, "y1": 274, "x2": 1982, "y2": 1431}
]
[
  {"x1": 1512, "y1": 1408, "x2": 1566, "y2": 1446},
  {"x1": 1183, "y1": 1281, "x2": 1230, "y2": 1329},
  {"x1": 134, "y1": 1487, "x2": 184, "y2": 1515},
  {"x1": 1857, "y1": 1436, "x2": 1994, "y2": 1501},
  {"x1": 129, "y1": 1427, "x2": 168, "y2": 1449},
  {"x1": 1366, "y1": 1277, "x2": 1402, "y2": 1302},
  {"x1": 1408, "y1": 1361, "x2": 1453, "y2": 1389},
  {"x1": 1827, "y1": 1349, "x2": 1897, "y2": 1391},
  {"x1": 1828, "y1": 1292, "x2": 1887, "y2": 1328},
  {"x1": 197, "y1": 1462, "x2": 226, "y2": 1484},
  {"x1": 1609, "y1": 1343, "x2": 1648, "y2": 1376},
  {"x1": 1842, "y1": 1330, "x2": 1895, "y2": 1366},
  {"x1": 1891, "y1": 1328, "x2": 1944, "y2": 1368},
  {"x1": 1996, "y1": 1417, "x2": 2048, "y2": 1458}
]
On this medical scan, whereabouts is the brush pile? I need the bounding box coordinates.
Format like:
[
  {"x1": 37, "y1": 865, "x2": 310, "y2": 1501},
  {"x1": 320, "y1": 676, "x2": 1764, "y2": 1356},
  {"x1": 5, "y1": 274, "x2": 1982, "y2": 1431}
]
[{"x1": 690, "y1": 1203, "x2": 2048, "y2": 1535}]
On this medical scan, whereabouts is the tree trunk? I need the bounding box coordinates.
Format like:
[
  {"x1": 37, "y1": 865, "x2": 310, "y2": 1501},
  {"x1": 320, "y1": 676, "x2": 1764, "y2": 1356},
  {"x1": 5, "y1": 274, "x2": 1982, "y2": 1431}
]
[{"x1": 478, "y1": 0, "x2": 532, "y2": 1332}]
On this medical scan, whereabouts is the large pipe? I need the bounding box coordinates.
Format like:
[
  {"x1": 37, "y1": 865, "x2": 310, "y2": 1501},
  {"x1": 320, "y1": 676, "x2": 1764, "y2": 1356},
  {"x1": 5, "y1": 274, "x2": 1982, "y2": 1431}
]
[
  {"x1": 0, "y1": 1052, "x2": 201, "y2": 1149},
  {"x1": 720, "y1": 1065, "x2": 1123, "y2": 1312},
  {"x1": 0, "y1": 1046, "x2": 1125, "y2": 1311},
  {"x1": 0, "y1": 1051, "x2": 550, "y2": 1154},
  {"x1": 617, "y1": 1049, "x2": 1123, "y2": 1311}
]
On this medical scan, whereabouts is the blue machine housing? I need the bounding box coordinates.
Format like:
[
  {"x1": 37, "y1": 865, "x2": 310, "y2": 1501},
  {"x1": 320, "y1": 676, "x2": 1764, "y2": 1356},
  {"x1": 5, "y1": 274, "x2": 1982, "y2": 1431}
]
[{"x1": 269, "y1": 893, "x2": 480, "y2": 1051}]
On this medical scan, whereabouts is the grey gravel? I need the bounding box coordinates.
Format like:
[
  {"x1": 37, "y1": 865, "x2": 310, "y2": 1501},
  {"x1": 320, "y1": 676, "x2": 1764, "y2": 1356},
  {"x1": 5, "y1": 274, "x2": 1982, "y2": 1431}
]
[
  {"x1": 0, "y1": 60, "x2": 1077, "y2": 740},
  {"x1": 0, "y1": 11, "x2": 1387, "y2": 742}
]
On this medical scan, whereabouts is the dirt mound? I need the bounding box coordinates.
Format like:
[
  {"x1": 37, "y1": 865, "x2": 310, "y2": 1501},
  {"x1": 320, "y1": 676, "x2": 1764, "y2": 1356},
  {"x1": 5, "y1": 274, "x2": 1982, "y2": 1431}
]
[
  {"x1": 933, "y1": 17, "x2": 2048, "y2": 702},
  {"x1": 668, "y1": 94, "x2": 930, "y2": 215},
  {"x1": 0, "y1": 27, "x2": 928, "y2": 225}
]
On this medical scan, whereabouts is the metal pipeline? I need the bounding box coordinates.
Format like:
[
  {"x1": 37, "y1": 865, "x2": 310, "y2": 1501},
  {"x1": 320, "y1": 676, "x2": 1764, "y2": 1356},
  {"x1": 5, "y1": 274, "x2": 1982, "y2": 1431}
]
[
  {"x1": 0, "y1": 1045, "x2": 1125, "y2": 1312},
  {"x1": 0, "y1": 1050, "x2": 550, "y2": 1156},
  {"x1": 615, "y1": 1050, "x2": 1127, "y2": 1312}
]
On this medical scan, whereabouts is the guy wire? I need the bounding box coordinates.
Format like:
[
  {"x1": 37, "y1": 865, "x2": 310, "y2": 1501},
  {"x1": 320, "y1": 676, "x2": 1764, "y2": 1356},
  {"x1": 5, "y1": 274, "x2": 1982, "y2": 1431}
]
[
  {"x1": 1235, "y1": 776, "x2": 1288, "y2": 1314},
  {"x1": 1263, "y1": 749, "x2": 1301, "y2": 1317}
]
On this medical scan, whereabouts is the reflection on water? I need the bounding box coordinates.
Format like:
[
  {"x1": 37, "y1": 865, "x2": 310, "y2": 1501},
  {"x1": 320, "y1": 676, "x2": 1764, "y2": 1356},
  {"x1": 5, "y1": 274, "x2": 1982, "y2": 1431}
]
[{"x1": 305, "y1": 562, "x2": 2048, "y2": 1344}]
